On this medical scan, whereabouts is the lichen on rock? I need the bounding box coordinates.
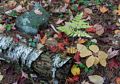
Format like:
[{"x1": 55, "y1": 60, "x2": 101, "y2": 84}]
[{"x1": 15, "y1": 2, "x2": 49, "y2": 35}]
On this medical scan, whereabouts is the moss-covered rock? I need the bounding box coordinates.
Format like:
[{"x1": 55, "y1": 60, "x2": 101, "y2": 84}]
[{"x1": 15, "y1": 2, "x2": 49, "y2": 35}]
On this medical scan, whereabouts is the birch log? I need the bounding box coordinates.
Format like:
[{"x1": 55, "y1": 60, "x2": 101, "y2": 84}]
[{"x1": 0, "y1": 34, "x2": 72, "y2": 82}]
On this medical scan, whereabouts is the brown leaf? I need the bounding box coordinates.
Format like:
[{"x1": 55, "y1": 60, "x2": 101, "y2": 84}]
[
  {"x1": 7, "y1": 0, "x2": 17, "y2": 9},
  {"x1": 99, "y1": 6, "x2": 108, "y2": 13},
  {"x1": 94, "y1": 24, "x2": 104, "y2": 36},
  {"x1": 64, "y1": 0, "x2": 70, "y2": 4},
  {"x1": 84, "y1": 8, "x2": 93, "y2": 15}
]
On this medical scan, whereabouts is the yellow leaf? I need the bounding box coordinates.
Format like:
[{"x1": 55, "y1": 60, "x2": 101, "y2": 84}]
[
  {"x1": 94, "y1": 57, "x2": 99, "y2": 65},
  {"x1": 77, "y1": 44, "x2": 92, "y2": 57},
  {"x1": 67, "y1": 47, "x2": 77, "y2": 54},
  {"x1": 71, "y1": 65, "x2": 80, "y2": 76},
  {"x1": 99, "y1": 59, "x2": 107, "y2": 67},
  {"x1": 89, "y1": 45, "x2": 99, "y2": 53},
  {"x1": 86, "y1": 55, "x2": 95, "y2": 68},
  {"x1": 98, "y1": 51, "x2": 108, "y2": 60},
  {"x1": 99, "y1": 6, "x2": 108, "y2": 13}
]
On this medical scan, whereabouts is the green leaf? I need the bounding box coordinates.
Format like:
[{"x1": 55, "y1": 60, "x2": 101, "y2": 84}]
[
  {"x1": 5, "y1": 24, "x2": 12, "y2": 31},
  {"x1": 57, "y1": 12, "x2": 92, "y2": 38}
]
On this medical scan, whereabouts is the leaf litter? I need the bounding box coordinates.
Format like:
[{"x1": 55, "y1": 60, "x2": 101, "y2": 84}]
[{"x1": 0, "y1": 0, "x2": 120, "y2": 84}]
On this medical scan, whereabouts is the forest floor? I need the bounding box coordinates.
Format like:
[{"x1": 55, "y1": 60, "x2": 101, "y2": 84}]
[{"x1": 0, "y1": 0, "x2": 120, "y2": 84}]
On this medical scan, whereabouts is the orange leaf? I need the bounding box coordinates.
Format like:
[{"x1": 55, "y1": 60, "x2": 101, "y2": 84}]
[
  {"x1": 77, "y1": 38, "x2": 87, "y2": 44},
  {"x1": 99, "y1": 6, "x2": 108, "y2": 13},
  {"x1": 40, "y1": 35, "x2": 47, "y2": 44},
  {"x1": 114, "y1": 30, "x2": 120, "y2": 34},
  {"x1": 116, "y1": 77, "x2": 120, "y2": 84},
  {"x1": 64, "y1": 0, "x2": 70, "y2": 4}
]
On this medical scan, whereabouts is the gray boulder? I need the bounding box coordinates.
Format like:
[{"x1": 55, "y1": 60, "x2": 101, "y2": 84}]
[{"x1": 15, "y1": 3, "x2": 49, "y2": 35}]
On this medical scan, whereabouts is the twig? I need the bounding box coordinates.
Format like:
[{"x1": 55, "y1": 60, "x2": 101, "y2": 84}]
[{"x1": 50, "y1": 24, "x2": 59, "y2": 33}]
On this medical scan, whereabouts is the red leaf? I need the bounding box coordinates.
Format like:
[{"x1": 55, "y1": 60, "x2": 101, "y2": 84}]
[
  {"x1": 57, "y1": 42, "x2": 65, "y2": 51},
  {"x1": 66, "y1": 77, "x2": 75, "y2": 84},
  {"x1": 63, "y1": 37, "x2": 69, "y2": 45},
  {"x1": 72, "y1": 75, "x2": 79, "y2": 81},
  {"x1": 49, "y1": 46, "x2": 58, "y2": 53},
  {"x1": 86, "y1": 27, "x2": 96, "y2": 33},
  {"x1": 74, "y1": 52, "x2": 80, "y2": 62},
  {"x1": 108, "y1": 59, "x2": 120, "y2": 70}
]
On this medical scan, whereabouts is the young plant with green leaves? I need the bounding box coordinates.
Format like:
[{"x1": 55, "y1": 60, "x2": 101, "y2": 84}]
[{"x1": 57, "y1": 13, "x2": 92, "y2": 38}]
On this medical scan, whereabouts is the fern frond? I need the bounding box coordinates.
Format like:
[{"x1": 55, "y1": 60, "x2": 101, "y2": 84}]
[{"x1": 57, "y1": 12, "x2": 92, "y2": 38}]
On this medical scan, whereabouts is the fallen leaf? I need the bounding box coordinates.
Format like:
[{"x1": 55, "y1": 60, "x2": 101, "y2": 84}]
[
  {"x1": 14, "y1": 5, "x2": 26, "y2": 13},
  {"x1": 67, "y1": 47, "x2": 77, "y2": 54},
  {"x1": 114, "y1": 30, "x2": 120, "y2": 34},
  {"x1": 86, "y1": 55, "x2": 95, "y2": 68},
  {"x1": 71, "y1": 65, "x2": 80, "y2": 76},
  {"x1": 34, "y1": 9, "x2": 42, "y2": 15},
  {"x1": 57, "y1": 42, "x2": 65, "y2": 51},
  {"x1": 116, "y1": 77, "x2": 120, "y2": 84},
  {"x1": 74, "y1": 52, "x2": 80, "y2": 62},
  {"x1": 94, "y1": 57, "x2": 99, "y2": 65},
  {"x1": 98, "y1": 51, "x2": 108, "y2": 59},
  {"x1": 81, "y1": 80, "x2": 90, "y2": 84},
  {"x1": 77, "y1": 44, "x2": 92, "y2": 57},
  {"x1": 0, "y1": 72, "x2": 3, "y2": 82},
  {"x1": 77, "y1": 38, "x2": 87, "y2": 44},
  {"x1": 64, "y1": 0, "x2": 70, "y2": 4},
  {"x1": 99, "y1": 6, "x2": 108, "y2": 13},
  {"x1": 40, "y1": 35, "x2": 47, "y2": 44},
  {"x1": 99, "y1": 59, "x2": 107, "y2": 67},
  {"x1": 89, "y1": 45, "x2": 99, "y2": 53},
  {"x1": 0, "y1": 24, "x2": 5, "y2": 33},
  {"x1": 86, "y1": 27, "x2": 96, "y2": 33},
  {"x1": 94, "y1": 24, "x2": 104, "y2": 36},
  {"x1": 84, "y1": 8, "x2": 93, "y2": 15},
  {"x1": 56, "y1": 18, "x2": 64, "y2": 24},
  {"x1": 88, "y1": 75, "x2": 104, "y2": 84},
  {"x1": 7, "y1": 0, "x2": 17, "y2": 9},
  {"x1": 107, "y1": 47, "x2": 119, "y2": 59}
]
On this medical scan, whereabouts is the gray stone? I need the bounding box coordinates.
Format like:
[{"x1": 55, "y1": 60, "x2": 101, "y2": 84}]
[{"x1": 15, "y1": 2, "x2": 49, "y2": 35}]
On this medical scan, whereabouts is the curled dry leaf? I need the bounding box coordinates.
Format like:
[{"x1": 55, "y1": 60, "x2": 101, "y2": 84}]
[
  {"x1": 40, "y1": 35, "x2": 47, "y2": 44},
  {"x1": 56, "y1": 18, "x2": 64, "y2": 25},
  {"x1": 14, "y1": 5, "x2": 26, "y2": 13},
  {"x1": 99, "y1": 6, "x2": 108, "y2": 13},
  {"x1": 94, "y1": 24, "x2": 104, "y2": 36},
  {"x1": 107, "y1": 47, "x2": 119, "y2": 59},
  {"x1": 64, "y1": 0, "x2": 70, "y2": 4},
  {"x1": 34, "y1": 9, "x2": 43, "y2": 15},
  {"x1": 84, "y1": 8, "x2": 93, "y2": 15},
  {"x1": 71, "y1": 65, "x2": 80, "y2": 76},
  {"x1": 116, "y1": 77, "x2": 120, "y2": 84},
  {"x1": 88, "y1": 75, "x2": 104, "y2": 84},
  {"x1": 7, "y1": 0, "x2": 17, "y2": 9},
  {"x1": 86, "y1": 55, "x2": 95, "y2": 68},
  {"x1": 0, "y1": 24, "x2": 5, "y2": 33}
]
